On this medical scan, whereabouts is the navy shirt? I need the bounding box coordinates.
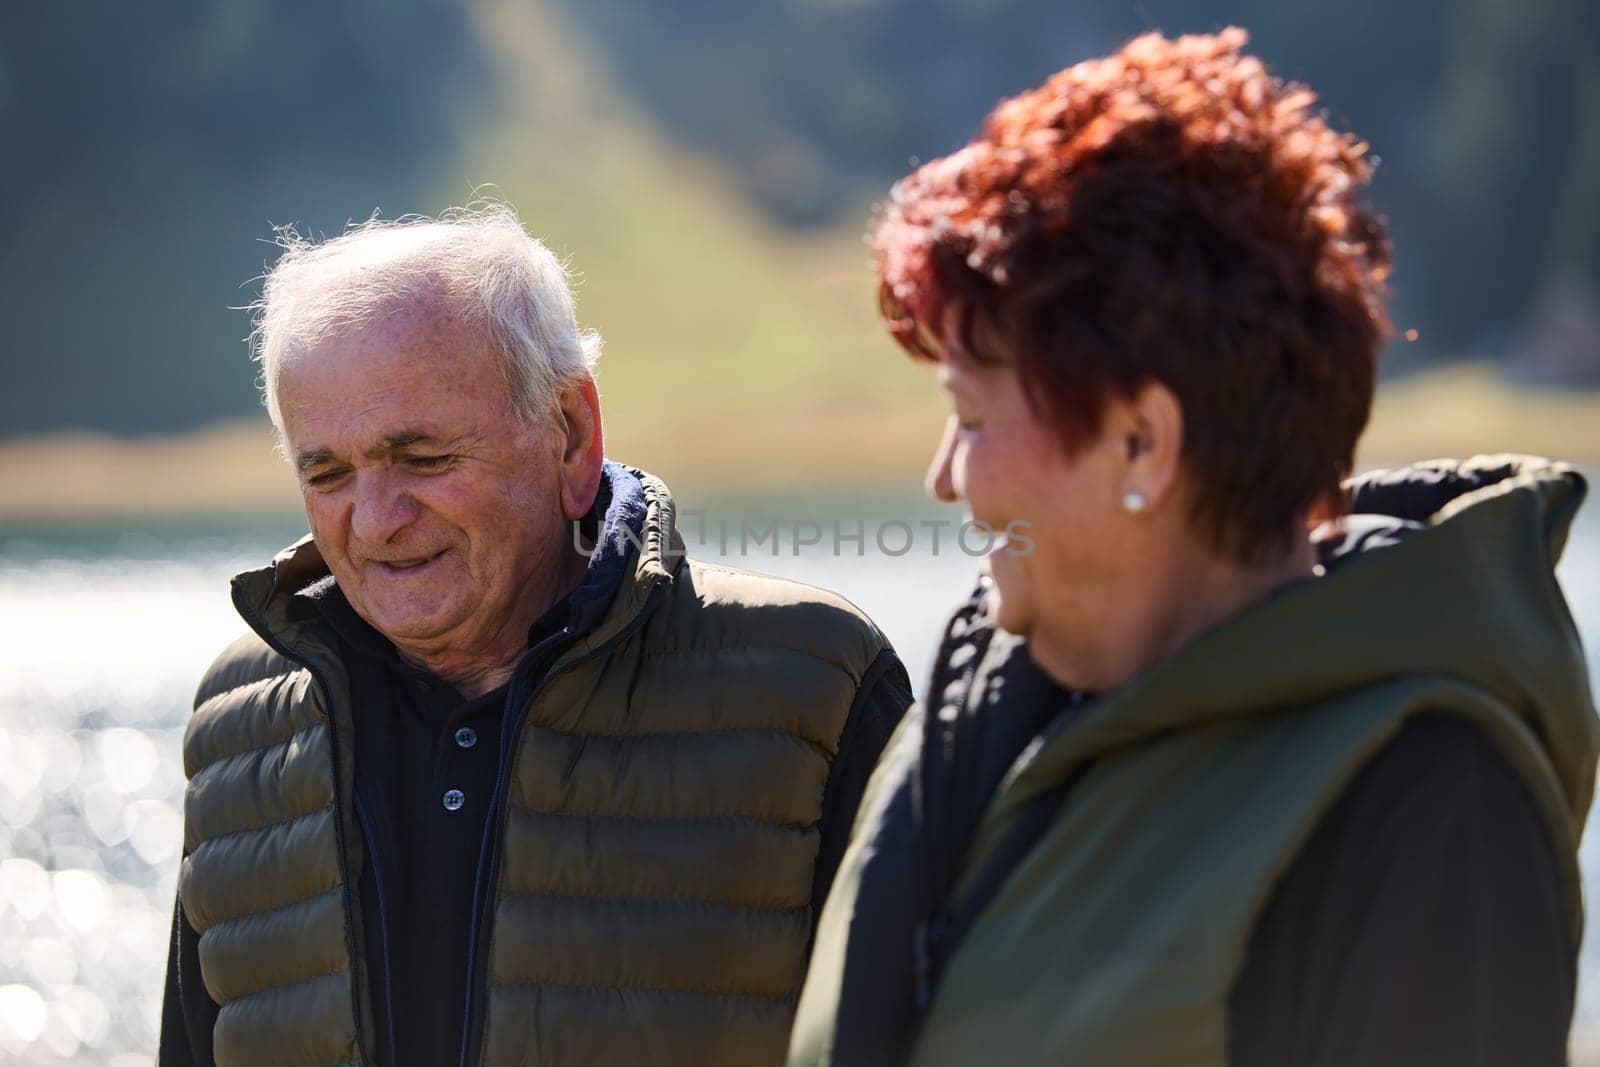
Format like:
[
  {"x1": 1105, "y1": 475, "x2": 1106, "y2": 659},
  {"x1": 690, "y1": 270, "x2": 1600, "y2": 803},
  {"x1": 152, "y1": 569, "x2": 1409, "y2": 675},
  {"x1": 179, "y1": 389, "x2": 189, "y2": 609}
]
[{"x1": 318, "y1": 579, "x2": 558, "y2": 1067}]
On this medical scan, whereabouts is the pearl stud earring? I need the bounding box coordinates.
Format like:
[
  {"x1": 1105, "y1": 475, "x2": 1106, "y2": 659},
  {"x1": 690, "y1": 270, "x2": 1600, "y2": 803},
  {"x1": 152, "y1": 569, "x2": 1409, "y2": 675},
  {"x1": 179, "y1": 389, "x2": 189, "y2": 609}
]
[{"x1": 1122, "y1": 491, "x2": 1147, "y2": 514}]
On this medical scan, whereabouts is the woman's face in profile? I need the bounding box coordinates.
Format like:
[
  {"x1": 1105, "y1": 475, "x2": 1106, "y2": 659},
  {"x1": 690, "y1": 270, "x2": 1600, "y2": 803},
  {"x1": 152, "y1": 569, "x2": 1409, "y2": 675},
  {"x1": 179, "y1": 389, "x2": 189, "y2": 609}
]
[{"x1": 927, "y1": 350, "x2": 1132, "y2": 649}]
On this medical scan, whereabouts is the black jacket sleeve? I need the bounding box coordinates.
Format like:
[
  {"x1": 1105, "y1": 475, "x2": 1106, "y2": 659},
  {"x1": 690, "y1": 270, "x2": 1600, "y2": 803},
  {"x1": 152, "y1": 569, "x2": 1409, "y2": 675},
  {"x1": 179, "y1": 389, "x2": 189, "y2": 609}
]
[
  {"x1": 1230, "y1": 714, "x2": 1575, "y2": 1067},
  {"x1": 811, "y1": 648, "x2": 915, "y2": 914},
  {"x1": 159, "y1": 888, "x2": 219, "y2": 1067}
]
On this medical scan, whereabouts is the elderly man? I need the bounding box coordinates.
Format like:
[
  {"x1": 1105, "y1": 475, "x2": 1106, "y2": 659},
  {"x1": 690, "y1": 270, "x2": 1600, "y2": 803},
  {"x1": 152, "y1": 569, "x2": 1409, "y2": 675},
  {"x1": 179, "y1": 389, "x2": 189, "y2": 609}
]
[{"x1": 157, "y1": 206, "x2": 912, "y2": 1067}]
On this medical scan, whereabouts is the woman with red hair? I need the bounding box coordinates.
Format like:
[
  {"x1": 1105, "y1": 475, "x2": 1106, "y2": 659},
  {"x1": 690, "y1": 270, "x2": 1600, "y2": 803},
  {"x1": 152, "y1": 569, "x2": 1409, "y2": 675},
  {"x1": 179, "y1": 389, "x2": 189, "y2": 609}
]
[{"x1": 789, "y1": 29, "x2": 1595, "y2": 1067}]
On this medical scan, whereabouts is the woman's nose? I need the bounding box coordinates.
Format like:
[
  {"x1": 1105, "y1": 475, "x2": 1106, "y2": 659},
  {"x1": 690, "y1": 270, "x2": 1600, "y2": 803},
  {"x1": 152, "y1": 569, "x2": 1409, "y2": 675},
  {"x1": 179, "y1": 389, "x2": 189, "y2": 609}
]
[{"x1": 926, "y1": 416, "x2": 960, "y2": 503}]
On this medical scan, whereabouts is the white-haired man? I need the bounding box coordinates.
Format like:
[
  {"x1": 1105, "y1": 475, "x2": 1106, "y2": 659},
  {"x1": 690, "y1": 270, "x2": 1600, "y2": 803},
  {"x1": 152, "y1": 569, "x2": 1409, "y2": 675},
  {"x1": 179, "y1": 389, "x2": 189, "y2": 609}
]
[{"x1": 157, "y1": 206, "x2": 912, "y2": 1067}]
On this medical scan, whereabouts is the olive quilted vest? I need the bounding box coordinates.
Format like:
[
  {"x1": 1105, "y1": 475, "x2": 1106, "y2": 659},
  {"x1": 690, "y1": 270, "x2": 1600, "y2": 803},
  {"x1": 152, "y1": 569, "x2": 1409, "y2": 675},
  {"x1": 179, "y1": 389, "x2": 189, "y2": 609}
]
[{"x1": 180, "y1": 469, "x2": 889, "y2": 1065}]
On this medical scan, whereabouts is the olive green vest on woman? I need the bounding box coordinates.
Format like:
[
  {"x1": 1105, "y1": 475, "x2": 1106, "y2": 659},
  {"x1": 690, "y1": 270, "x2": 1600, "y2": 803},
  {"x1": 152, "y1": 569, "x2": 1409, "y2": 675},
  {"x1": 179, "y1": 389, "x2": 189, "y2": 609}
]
[
  {"x1": 180, "y1": 469, "x2": 890, "y2": 1066},
  {"x1": 792, "y1": 455, "x2": 1599, "y2": 1067}
]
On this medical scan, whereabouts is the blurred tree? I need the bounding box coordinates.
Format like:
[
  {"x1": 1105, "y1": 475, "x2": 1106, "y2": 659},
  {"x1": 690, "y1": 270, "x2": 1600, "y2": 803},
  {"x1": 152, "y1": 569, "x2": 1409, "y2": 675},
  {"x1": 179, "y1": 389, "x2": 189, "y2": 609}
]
[
  {"x1": 1421, "y1": 0, "x2": 1600, "y2": 361},
  {"x1": 564, "y1": 0, "x2": 1598, "y2": 374},
  {"x1": 0, "y1": 0, "x2": 487, "y2": 435},
  {"x1": 566, "y1": 0, "x2": 1106, "y2": 226}
]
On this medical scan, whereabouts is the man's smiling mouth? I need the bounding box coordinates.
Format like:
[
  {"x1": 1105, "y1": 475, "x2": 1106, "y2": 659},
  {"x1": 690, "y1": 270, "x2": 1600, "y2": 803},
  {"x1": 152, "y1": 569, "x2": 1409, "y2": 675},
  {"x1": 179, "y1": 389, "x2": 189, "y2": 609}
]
[{"x1": 371, "y1": 549, "x2": 447, "y2": 576}]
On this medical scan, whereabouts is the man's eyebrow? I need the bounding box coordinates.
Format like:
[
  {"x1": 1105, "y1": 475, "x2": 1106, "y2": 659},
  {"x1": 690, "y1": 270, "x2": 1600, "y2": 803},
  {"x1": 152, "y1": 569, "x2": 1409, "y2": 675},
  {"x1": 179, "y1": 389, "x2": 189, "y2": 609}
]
[
  {"x1": 294, "y1": 431, "x2": 460, "y2": 474},
  {"x1": 368, "y1": 430, "x2": 441, "y2": 456},
  {"x1": 294, "y1": 447, "x2": 338, "y2": 475}
]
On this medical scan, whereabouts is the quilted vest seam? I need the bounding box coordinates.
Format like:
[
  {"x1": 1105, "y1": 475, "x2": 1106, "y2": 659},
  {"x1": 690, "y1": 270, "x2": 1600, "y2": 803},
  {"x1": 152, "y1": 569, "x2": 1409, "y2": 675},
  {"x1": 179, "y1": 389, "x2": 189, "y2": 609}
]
[
  {"x1": 198, "y1": 668, "x2": 299, "y2": 706},
  {"x1": 502, "y1": 805, "x2": 818, "y2": 831},
  {"x1": 191, "y1": 715, "x2": 321, "y2": 766},
  {"x1": 203, "y1": 885, "x2": 344, "y2": 934},
  {"x1": 638, "y1": 644, "x2": 864, "y2": 679},
  {"x1": 515, "y1": 724, "x2": 835, "y2": 755},
  {"x1": 492, "y1": 977, "x2": 801, "y2": 1001},
  {"x1": 502, "y1": 809, "x2": 816, "y2": 831},
  {"x1": 496, "y1": 889, "x2": 808, "y2": 910},
  {"x1": 192, "y1": 802, "x2": 335, "y2": 849},
  {"x1": 222, "y1": 964, "x2": 352, "y2": 1003}
]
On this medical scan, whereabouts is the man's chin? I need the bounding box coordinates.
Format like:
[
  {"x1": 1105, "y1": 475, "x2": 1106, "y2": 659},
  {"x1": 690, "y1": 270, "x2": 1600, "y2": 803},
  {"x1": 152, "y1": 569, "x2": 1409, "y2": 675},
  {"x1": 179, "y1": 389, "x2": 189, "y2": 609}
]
[{"x1": 359, "y1": 601, "x2": 464, "y2": 646}]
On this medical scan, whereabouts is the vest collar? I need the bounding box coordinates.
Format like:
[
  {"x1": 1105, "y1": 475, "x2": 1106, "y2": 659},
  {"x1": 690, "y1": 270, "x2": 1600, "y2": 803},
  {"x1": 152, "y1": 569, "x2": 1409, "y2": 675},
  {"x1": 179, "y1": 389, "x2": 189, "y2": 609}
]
[{"x1": 554, "y1": 464, "x2": 684, "y2": 664}]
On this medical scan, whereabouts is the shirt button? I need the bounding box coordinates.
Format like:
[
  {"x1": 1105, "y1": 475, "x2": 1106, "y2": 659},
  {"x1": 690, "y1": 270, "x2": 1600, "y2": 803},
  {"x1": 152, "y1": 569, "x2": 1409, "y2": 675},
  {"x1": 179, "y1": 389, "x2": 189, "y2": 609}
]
[
  {"x1": 442, "y1": 789, "x2": 466, "y2": 812},
  {"x1": 454, "y1": 727, "x2": 478, "y2": 749}
]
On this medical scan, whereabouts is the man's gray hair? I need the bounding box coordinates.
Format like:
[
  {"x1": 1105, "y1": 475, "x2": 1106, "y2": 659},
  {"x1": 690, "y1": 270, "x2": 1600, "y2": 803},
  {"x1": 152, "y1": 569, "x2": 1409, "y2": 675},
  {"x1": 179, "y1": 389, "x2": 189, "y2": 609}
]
[{"x1": 251, "y1": 202, "x2": 601, "y2": 435}]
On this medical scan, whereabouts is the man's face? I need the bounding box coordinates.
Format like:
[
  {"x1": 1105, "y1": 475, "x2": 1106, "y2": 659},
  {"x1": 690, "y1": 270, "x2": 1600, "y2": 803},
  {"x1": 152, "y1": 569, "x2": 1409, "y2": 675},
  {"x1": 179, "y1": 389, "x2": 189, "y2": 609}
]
[{"x1": 277, "y1": 298, "x2": 570, "y2": 655}]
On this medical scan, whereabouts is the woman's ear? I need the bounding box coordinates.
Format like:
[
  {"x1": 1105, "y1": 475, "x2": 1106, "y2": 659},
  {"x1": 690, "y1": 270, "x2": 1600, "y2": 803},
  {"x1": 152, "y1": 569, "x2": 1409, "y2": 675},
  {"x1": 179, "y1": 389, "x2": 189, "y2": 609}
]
[{"x1": 1118, "y1": 380, "x2": 1184, "y2": 511}]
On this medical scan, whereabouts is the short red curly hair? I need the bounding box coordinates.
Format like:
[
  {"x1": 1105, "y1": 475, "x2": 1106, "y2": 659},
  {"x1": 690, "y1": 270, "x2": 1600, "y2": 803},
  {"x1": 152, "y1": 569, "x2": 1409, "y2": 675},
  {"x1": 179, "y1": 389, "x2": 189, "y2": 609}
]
[{"x1": 873, "y1": 28, "x2": 1392, "y2": 562}]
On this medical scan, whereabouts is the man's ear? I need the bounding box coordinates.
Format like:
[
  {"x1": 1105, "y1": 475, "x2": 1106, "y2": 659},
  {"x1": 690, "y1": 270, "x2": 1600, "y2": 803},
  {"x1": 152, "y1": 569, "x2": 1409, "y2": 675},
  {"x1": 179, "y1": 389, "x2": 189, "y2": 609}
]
[
  {"x1": 1117, "y1": 380, "x2": 1184, "y2": 511},
  {"x1": 557, "y1": 376, "x2": 605, "y2": 521}
]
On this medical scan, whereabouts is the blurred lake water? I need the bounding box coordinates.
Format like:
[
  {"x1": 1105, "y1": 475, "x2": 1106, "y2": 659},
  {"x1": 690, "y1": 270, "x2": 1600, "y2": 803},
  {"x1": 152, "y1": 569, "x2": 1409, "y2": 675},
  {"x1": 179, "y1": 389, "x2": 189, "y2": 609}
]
[{"x1": 2, "y1": 492, "x2": 1598, "y2": 1064}]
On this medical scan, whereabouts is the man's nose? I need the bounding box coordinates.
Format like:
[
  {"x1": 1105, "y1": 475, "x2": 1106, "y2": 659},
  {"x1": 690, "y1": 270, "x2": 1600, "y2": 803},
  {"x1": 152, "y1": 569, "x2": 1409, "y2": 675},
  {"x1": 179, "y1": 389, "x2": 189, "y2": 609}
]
[
  {"x1": 926, "y1": 417, "x2": 961, "y2": 503},
  {"x1": 349, "y1": 469, "x2": 420, "y2": 546}
]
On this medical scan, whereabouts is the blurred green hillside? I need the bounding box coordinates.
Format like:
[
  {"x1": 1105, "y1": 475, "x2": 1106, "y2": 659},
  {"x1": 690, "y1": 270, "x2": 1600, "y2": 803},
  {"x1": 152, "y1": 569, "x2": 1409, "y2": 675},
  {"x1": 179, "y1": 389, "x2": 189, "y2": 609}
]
[{"x1": 446, "y1": 0, "x2": 944, "y2": 495}]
